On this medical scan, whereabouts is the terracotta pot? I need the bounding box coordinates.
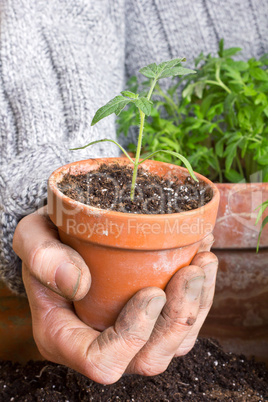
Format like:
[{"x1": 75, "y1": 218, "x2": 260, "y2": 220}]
[
  {"x1": 0, "y1": 281, "x2": 42, "y2": 363},
  {"x1": 48, "y1": 157, "x2": 220, "y2": 331},
  {"x1": 201, "y1": 182, "x2": 268, "y2": 363},
  {"x1": 213, "y1": 182, "x2": 268, "y2": 249}
]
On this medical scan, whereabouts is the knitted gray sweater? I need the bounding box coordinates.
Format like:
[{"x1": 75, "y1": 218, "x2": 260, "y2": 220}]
[{"x1": 0, "y1": 0, "x2": 267, "y2": 295}]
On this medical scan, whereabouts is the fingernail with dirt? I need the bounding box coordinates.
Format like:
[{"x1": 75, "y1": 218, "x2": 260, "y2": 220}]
[
  {"x1": 186, "y1": 276, "x2": 205, "y2": 301},
  {"x1": 146, "y1": 296, "x2": 166, "y2": 319},
  {"x1": 55, "y1": 263, "x2": 81, "y2": 299}
]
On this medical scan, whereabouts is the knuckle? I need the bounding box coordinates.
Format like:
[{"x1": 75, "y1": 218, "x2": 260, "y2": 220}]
[
  {"x1": 161, "y1": 308, "x2": 196, "y2": 330},
  {"x1": 176, "y1": 344, "x2": 193, "y2": 357},
  {"x1": 175, "y1": 338, "x2": 197, "y2": 357},
  {"x1": 134, "y1": 358, "x2": 167, "y2": 377},
  {"x1": 85, "y1": 356, "x2": 123, "y2": 385},
  {"x1": 32, "y1": 325, "x2": 53, "y2": 361},
  {"x1": 123, "y1": 333, "x2": 147, "y2": 350}
]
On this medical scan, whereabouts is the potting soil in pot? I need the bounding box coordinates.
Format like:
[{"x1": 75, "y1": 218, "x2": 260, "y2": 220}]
[
  {"x1": 0, "y1": 338, "x2": 267, "y2": 401},
  {"x1": 58, "y1": 163, "x2": 213, "y2": 214}
]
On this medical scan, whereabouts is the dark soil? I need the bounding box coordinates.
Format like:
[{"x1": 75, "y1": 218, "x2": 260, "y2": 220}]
[
  {"x1": 1, "y1": 338, "x2": 267, "y2": 402},
  {"x1": 58, "y1": 163, "x2": 213, "y2": 214}
]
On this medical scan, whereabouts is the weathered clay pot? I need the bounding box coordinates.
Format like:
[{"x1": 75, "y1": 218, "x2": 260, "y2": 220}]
[
  {"x1": 47, "y1": 157, "x2": 220, "y2": 331},
  {"x1": 201, "y1": 182, "x2": 268, "y2": 364},
  {"x1": 0, "y1": 281, "x2": 42, "y2": 363},
  {"x1": 213, "y1": 183, "x2": 268, "y2": 249}
]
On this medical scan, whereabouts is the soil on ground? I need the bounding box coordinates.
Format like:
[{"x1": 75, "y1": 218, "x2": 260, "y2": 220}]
[
  {"x1": 58, "y1": 163, "x2": 213, "y2": 214},
  {"x1": 0, "y1": 338, "x2": 267, "y2": 401}
]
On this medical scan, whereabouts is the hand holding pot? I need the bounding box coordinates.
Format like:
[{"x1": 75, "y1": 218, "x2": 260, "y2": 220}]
[{"x1": 13, "y1": 206, "x2": 217, "y2": 384}]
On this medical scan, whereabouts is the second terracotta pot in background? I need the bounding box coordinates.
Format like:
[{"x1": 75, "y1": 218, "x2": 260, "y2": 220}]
[{"x1": 201, "y1": 182, "x2": 268, "y2": 364}]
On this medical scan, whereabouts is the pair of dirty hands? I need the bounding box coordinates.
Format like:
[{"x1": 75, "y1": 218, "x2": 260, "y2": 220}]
[{"x1": 13, "y1": 206, "x2": 218, "y2": 384}]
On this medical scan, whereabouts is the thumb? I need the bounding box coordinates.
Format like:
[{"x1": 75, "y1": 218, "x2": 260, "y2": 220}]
[{"x1": 13, "y1": 207, "x2": 91, "y2": 300}]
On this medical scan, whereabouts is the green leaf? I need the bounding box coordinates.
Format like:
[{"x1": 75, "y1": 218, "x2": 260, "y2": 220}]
[
  {"x1": 140, "y1": 58, "x2": 192, "y2": 80},
  {"x1": 224, "y1": 140, "x2": 240, "y2": 172},
  {"x1": 121, "y1": 91, "x2": 139, "y2": 99},
  {"x1": 133, "y1": 97, "x2": 152, "y2": 115},
  {"x1": 139, "y1": 150, "x2": 198, "y2": 181},
  {"x1": 91, "y1": 96, "x2": 130, "y2": 125},
  {"x1": 255, "y1": 93, "x2": 267, "y2": 106},
  {"x1": 224, "y1": 169, "x2": 244, "y2": 183},
  {"x1": 157, "y1": 58, "x2": 186, "y2": 72},
  {"x1": 260, "y1": 53, "x2": 268, "y2": 65},
  {"x1": 194, "y1": 81, "x2": 206, "y2": 98},
  {"x1": 200, "y1": 94, "x2": 216, "y2": 116},
  {"x1": 255, "y1": 200, "x2": 268, "y2": 224},
  {"x1": 218, "y1": 39, "x2": 224, "y2": 57},
  {"x1": 226, "y1": 60, "x2": 248, "y2": 71},
  {"x1": 250, "y1": 68, "x2": 268, "y2": 81},
  {"x1": 139, "y1": 63, "x2": 158, "y2": 78},
  {"x1": 243, "y1": 85, "x2": 257, "y2": 96},
  {"x1": 70, "y1": 139, "x2": 134, "y2": 164},
  {"x1": 182, "y1": 83, "x2": 195, "y2": 100},
  {"x1": 257, "y1": 154, "x2": 268, "y2": 166},
  {"x1": 256, "y1": 216, "x2": 268, "y2": 252},
  {"x1": 158, "y1": 66, "x2": 196, "y2": 79},
  {"x1": 215, "y1": 137, "x2": 225, "y2": 157},
  {"x1": 222, "y1": 47, "x2": 242, "y2": 57}
]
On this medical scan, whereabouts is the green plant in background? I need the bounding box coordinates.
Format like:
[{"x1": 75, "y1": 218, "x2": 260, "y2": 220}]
[
  {"x1": 117, "y1": 40, "x2": 268, "y2": 183},
  {"x1": 255, "y1": 200, "x2": 268, "y2": 252},
  {"x1": 72, "y1": 58, "x2": 197, "y2": 200}
]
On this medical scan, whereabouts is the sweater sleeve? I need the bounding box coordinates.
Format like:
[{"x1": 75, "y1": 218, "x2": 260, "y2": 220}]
[{"x1": 0, "y1": 0, "x2": 125, "y2": 295}]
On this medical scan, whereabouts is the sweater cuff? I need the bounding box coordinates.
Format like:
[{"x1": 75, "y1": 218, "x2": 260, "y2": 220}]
[{"x1": 0, "y1": 142, "x2": 107, "y2": 295}]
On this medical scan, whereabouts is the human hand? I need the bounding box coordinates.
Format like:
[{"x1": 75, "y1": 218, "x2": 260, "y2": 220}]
[{"x1": 13, "y1": 206, "x2": 217, "y2": 384}]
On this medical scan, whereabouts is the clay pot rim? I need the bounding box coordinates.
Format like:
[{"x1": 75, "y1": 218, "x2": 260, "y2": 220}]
[
  {"x1": 215, "y1": 182, "x2": 267, "y2": 188},
  {"x1": 48, "y1": 157, "x2": 220, "y2": 219}
]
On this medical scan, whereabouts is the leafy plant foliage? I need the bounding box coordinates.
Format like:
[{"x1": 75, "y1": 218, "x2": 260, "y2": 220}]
[
  {"x1": 117, "y1": 40, "x2": 268, "y2": 183},
  {"x1": 73, "y1": 58, "x2": 196, "y2": 200}
]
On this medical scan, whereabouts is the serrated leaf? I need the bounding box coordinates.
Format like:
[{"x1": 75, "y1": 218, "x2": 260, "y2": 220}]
[
  {"x1": 222, "y1": 47, "x2": 242, "y2": 57},
  {"x1": 226, "y1": 60, "x2": 248, "y2": 71},
  {"x1": 121, "y1": 91, "x2": 139, "y2": 99},
  {"x1": 139, "y1": 63, "x2": 158, "y2": 78},
  {"x1": 91, "y1": 96, "x2": 130, "y2": 125},
  {"x1": 133, "y1": 97, "x2": 152, "y2": 115},
  {"x1": 250, "y1": 68, "x2": 268, "y2": 81},
  {"x1": 159, "y1": 66, "x2": 196, "y2": 79},
  {"x1": 157, "y1": 58, "x2": 186, "y2": 72}
]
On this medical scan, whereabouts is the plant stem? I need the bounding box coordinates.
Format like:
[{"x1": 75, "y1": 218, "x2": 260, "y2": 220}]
[
  {"x1": 205, "y1": 80, "x2": 231, "y2": 94},
  {"x1": 130, "y1": 77, "x2": 158, "y2": 200},
  {"x1": 236, "y1": 154, "x2": 244, "y2": 178},
  {"x1": 130, "y1": 109, "x2": 145, "y2": 199}
]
